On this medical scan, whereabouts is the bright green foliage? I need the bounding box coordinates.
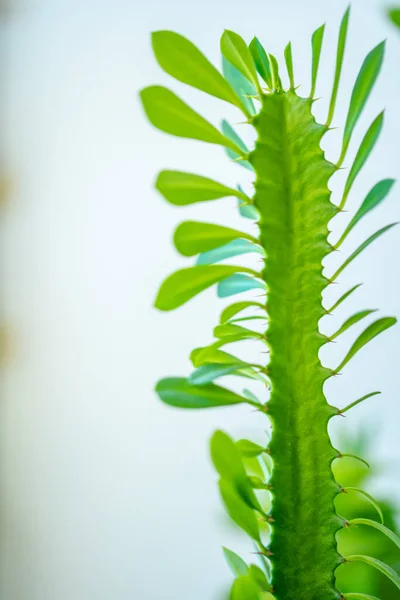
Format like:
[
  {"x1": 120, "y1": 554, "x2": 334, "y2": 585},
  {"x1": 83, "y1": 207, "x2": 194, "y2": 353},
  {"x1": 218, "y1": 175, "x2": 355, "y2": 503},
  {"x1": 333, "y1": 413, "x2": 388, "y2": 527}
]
[{"x1": 141, "y1": 7, "x2": 398, "y2": 600}]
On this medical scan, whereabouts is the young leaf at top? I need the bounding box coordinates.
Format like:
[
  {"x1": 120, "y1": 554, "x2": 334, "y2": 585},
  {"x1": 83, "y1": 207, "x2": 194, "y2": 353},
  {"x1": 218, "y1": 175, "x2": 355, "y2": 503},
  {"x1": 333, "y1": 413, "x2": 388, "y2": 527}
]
[
  {"x1": 335, "y1": 317, "x2": 397, "y2": 373},
  {"x1": 218, "y1": 274, "x2": 266, "y2": 298},
  {"x1": 249, "y1": 37, "x2": 273, "y2": 88},
  {"x1": 155, "y1": 265, "x2": 258, "y2": 311},
  {"x1": 310, "y1": 24, "x2": 325, "y2": 98},
  {"x1": 156, "y1": 170, "x2": 247, "y2": 206},
  {"x1": 326, "y1": 6, "x2": 350, "y2": 127},
  {"x1": 268, "y1": 53, "x2": 281, "y2": 91},
  {"x1": 339, "y1": 112, "x2": 384, "y2": 210},
  {"x1": 343, "y1": 555, "x2": 400, "y2": 591},
  {"x1": 223, "y1": 547, "x2": 249, "y2": 577},
  {"x1": 338, "y1": 41, "x2": 385, "y2": 165},
  {"x1": 335, "y1": 179, "x2": 395, "y2": 248},
  {"x1": 230, "y1": 575, "x2": 262, "y2": 600},
  {"x1": 221, "y1": 120, "x2": 254, "y2": 171},
  {"x1": 151, "y1": 31, "x2": 247, "y2": 114},
  {"x1": 221, "y1": 30, "x2": 261, "y2": 95},
  {"x1": 284, "y1": 42, "x2": 295, "y2": 90},
  {"x1": 173, "y1": 221, "x2": 258, "y2": 257},
  {"x1": 156, "y1": 377, "x2": 254, "y2": 409},
  {"x1": 197, "y1": 239, "x2": 264, "y2": 266},
  {"x1": 140, "y1": 86, "x2": 242, "y2": 152}
]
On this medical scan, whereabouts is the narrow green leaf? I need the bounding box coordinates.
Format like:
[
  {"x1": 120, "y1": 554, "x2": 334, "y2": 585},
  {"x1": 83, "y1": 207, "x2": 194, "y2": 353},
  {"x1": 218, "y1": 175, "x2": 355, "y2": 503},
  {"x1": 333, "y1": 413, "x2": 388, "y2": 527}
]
[
  {"x1": 191, "y1": 348, "x2": 240, "y2": 368},
  {"x1": 339, "y1": 391, "x2": 381, "y2": 414},
  {"x1": 214, "y1": 323, "x2": 263, "y2": 341},
  {"x1": 331, "y1": 224, "x2": 397, "y2": 281},
  {"x1": 336, "y1": 179, "x2": 395, "y2": 247},
  {"x1": 342, "y1": 487, "x2": 384, "y2": 523},
  {"x1": 156, "y1": 170, "x2": 246, "y2": 206},
  {"x1": 249, "y1": 37, "x2": 273, "y2": 88},
  {"x1": 230, "y1": 575, "x2": 261, "y2": 600},
  {"x1": 189, "y1": 361, "x2": 253, "y2": 385},
  {"x1": 344, "y1": 555, "x2": 400, "y2": 590},
  {"x1": 174, "y1": 221, "x2": 258, "y2": 257},
  {"x1": 155, "y1": 265, "x2": 257, "y2": 311},
  {"x1": 339, "y1": 112, "x2": 384, "y2": 210},
  {"x1": 349, "y1": 518, "x2": 400, "y2": 551},
  {"x1": 338, "y1": 41, "x2": 385, "y2": 166},
  {"x1": 268, "y1": 53, "x2": 281, "y2": 91},
  {"x1": 344, "y1": 594, "x2": 380, "y2": 600},
  {"x1": 218, "y1": 274, "x2": 266, "y2": 298},
  {"x1": 335, "y1": 317, "x2": 397, "y2": 373},
  {"x1": 326, "y1": 283, "x2": 362, "y2": 314},
  {"x1": 236, "y1": 439, "x2": 265, "y2": 457},
  {"x1": 329, "y1": 309, "x2": 377, "y2": 340},
  {"x1": 221, "y1": 30, "x2": 261, "y2": 94},
  {"x1": 284, "y1": 42, "x2": 295, "y2": 90},
  {"x1": 222, "y1": 120, "x2": 254, "y2": 171},
  {"x1": 310, "y1": 24, "x2": 325, "y2": 98},
  {"x1": 197, "y1": 239, "x2": 264, "y2": 266},
  {"x1": 156, "y1": 377, "x2": 252, "y2": 409},
  {"x1": 220, "y1": 301, "x2": 265, "y2": 323},
  {"x1": 140, "y1": 86, "x2": 241, "y2": 152},
  {"x1": 326, "y1": 6, "x2": 350, "y2": 127},
  {"x1": 389, "y1": 9, "x2": 400, "y2": 28},
  {"x1": 223, "y1": 547, "x2": 249, "y2": 577},
  {"x1": 151, "y1": 31, "x2": 246, "y2": 113},
  {"x1": 222, "y1": 57, "x2": 257, "y2": 116}
]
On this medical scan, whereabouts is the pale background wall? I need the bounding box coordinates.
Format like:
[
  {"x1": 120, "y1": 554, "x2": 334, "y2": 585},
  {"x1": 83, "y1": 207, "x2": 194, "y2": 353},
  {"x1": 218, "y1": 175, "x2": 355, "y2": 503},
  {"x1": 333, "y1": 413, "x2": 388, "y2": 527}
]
[{"x1": 0, "y1": 0, "x2": 399, "y2": 598}]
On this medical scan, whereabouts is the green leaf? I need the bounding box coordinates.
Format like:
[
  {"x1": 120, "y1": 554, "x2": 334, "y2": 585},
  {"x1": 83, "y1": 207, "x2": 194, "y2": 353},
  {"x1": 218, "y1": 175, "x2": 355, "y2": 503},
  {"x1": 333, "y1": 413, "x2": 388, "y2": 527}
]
[
  {"x1": 218, "y1": 274, "x2": 267, "y2": 298},
  {"x1": 239, "y1": 199, "x2": 260, "y2": 220},
  {"x1": 339, "y1": 391, "x2": 381, "y2": 414},
  {"x1": 230, "y1": 575, "x2": 261, "y2": 600},
  {"x1": 248, "y1": 476, "x2": 268, "y2": 489},
  {"x1": 236, "y1": 439, "x2": 265, "y2": 458},
  {"x1": 329, "y1": 309, "x2": 377, "y2": 340},
  {"x1": 197, "y1": 239, "x2": 264, "y2": 265},
  {"x1": 389, "y1": 9, "x2": 400, "y2": 28},
  {"x1": 156, "y1": 170, "x2": 247, "y2": 206},
  {"x1": 156, "y1": 377, "x2": 252, "y2": 409},
  {"x1": 310, "y1": 24, "x2": 325, "y2": 98},
  {"x1": 326, "y1": 6, "x2": 350, "y2": 127},
  {"x1": 349, "y1": 518, "x2": 400, "y2": 551},
  {"x1": 342, "y1": 487, "x2": 384, "y2": 523},
  {"x1": 338, "y1": 41, "x2": 385, "y2": 165},
  {"x1": 140, "y1": 86, "x2": 241, "y2": 152},
  {"x1": 214, "y1": 323, "x2": 263, "y2": 341},
  {"x1": 221, "y1": 30, "x2": 260, "y2": 94},
  {"x1": 189, "y1": 361, "x2": 251, "y2": 385},
  {"x1": 242, "y1": 389, "x2": 262, "y2": 405},
  {"x1": 335, "y1": 179, "x2": 395, "y2": 247},
  {"x1": 221, "y1": 120, "x2": 254, "y2": 171},
  {"x1": 155, "y1": 265, "x2": 257, "y2": 311},
  {"x1": 151, "y1": 31, "x2": 246, "y2": 113},
  {"x1": 268, "y1": 54, "x2": 281, "y2": 91},
  {"x1": 284, "y1": 42, "x2": 295, "y2": 90},
  {"x1": 249, "y1": 37, "x2": 272, "y2": 88},
  {"x1": 248, "y1": 564, "x2": 270, "y2": 591},
  {"x1": 344, "y1": 555, "x2": 400, "y2": 591},
  {"x1": 220, "y1": 301, "x2": 265, "y2": 323},
  {"x1": 331, "y1": 224, "x2": 397, "y2": 281},
  {"x1": 343, "y1": 594, "x2": 380, "y2": 600},
  {"x1": 326, "y1": 283, "x2": 362, "y2": 314},
  {"x1": 174, "y1": 221, "x2": 258, "y2": 257},
  {"x1": 339, "y1": 112, "x2": 384, "y2": 210},
  {"x1": 223, "y1": 547, "x2": 249, "y2": 577},
  {"x1": 335, "y1": 317, "x2": 397, "y2": 373},
  {"x1": 190, "y1": 348, "x2": 240, "y2": 368},
  {"x1": 222, "y1": 57, "x2": 257, "y2": 116}
]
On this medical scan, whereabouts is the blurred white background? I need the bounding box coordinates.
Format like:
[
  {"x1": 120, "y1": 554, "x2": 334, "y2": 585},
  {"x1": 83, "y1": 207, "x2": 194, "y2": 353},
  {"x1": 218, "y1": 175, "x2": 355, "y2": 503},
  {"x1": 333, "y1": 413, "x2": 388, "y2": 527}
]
[{"x1": 0, "y1": 0, "x2": 399, "y2": 598}]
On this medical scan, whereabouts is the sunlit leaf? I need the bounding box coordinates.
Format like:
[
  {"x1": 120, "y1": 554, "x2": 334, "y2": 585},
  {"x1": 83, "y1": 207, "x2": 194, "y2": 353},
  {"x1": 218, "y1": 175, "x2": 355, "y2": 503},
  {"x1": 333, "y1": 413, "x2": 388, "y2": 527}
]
[
  {"x1": 338, "y1": 41, "x2": 385, "y2": 165},
  {"x1": 151, "y1": 31, "x2": 245, "y2": 112},
  {"x1": 236, "y1": 439, "x2": 265, "y2": 457},
  {"x1": 218, "y1": 274, "x2": 266, "y2": 298},
  {"x1": 214, "y1": 323, "x2": 264, "y2": 341},
  {"x1": 156, "y1": 170, "x2": 247, "y2": 206},
  {"x1": 335, "y1": 317, "x2": 397, "y2": 373},
  {"x1": 336, "y1": 179, "x2": 395, "y2": 247},
  {"x1": 156, "y1": 377, "x2": 253, "y2": 409},
  {"x1": 223, "y1": 547, "x2": 249, "y2": 576},
  {"x1": 140, "y1": 86, "x2": 241, "y2": 151},
  {"x1": 221, "y1": 30, "x2": 260, "y2": 93},
  {"x1": 230, "y1": 575, "x2": 261, "y2": 600},
  {"x1": 310, "y1": 24, "x2": 325, "y2": 98},
  {"x1": 174, "y1": 221, "x2": 258, "y2": 257},
  {"x1": 155, "y1": 265, "x2": 257, "y2": 311},
  {"x1": 249, "y1": 37, "x2": 272, "y2": 88}
]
